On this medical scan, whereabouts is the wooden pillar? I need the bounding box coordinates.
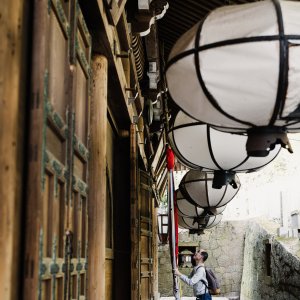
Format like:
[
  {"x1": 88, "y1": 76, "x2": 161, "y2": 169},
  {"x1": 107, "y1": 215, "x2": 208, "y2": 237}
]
[
  {"x1": 88, "y1": 55, "x2": 108, "y2": 300},
  {"x1": 130, "y1": 123, "x2": 139, "y2": 300},
  {"x1": 0, "y1": 1, "x2": 28, "y2": 300}
]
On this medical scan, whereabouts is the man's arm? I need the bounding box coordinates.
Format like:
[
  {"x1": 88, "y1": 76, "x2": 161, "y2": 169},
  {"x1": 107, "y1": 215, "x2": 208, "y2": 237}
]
[{"x1": 174, "y1": 267, "x2": 204, "y2": 287}]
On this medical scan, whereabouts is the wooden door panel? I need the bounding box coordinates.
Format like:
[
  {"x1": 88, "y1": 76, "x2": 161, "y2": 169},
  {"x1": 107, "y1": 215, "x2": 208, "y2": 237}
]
[
  {"x1": 25, "y1": 1, "x2": 91, "y2": 299},
  {"x1": 75, "y1": 66, "x2": 88, "y2": 143},
  {"x1": 69, "y1": 6, "x2": 91, "y2": 299},
  {"x1": 139, "y1": 170, "x2": 154, "y2": 300},
  {"x1": 49, "y1": 9, "x2": 68, "y2": 118}
]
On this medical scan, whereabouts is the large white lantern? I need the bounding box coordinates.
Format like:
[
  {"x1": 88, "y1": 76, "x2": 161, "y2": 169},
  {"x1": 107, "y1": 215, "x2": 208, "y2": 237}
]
[
  {"x1": 178, "y1": 214, "x2": 222, "y2": 235},
  {"x1": 179, "y1": 170, "x2": 240, "y2": 212},
  {"x1": 168, "y1": 110, "x2": 281, "y2": 187},
  {"x1": 166, "y1": 0, "x2": 300, "y2": 156},
  {"x1": 176, "y1": 189, "x2": 226, "y2": 217}
]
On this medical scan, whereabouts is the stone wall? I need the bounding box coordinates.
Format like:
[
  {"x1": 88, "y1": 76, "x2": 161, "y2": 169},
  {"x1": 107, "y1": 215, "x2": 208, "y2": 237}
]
[
  {"x1": 158, "y1": 233, "x2": 200, "y2": 297},
  {"x1": 158, "y1": 219, "x2": 300, "y2": 299},
  {"x1": 240, "y1": 219, "x2": 300, "y2": 300},
  {"x1": 199, "y1": 221, "x2": 247, "y2": 297},
  {"x1": 158, "y1": 221, "x2": 247, "y2": 297}
]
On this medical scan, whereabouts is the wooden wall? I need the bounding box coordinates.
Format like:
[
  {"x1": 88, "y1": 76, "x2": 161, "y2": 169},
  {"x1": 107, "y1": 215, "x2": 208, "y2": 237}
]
[
  {"x1": 0, "y1": 1, "x2": 29, "y2": 299},
  {"x1": 0, "y1": 0, "x2": 28, "y2": 300}
]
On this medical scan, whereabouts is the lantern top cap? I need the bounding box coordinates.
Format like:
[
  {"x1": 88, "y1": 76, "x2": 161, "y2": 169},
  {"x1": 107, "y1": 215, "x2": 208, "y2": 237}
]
[{"x1": 180, "y1": 249, "x2": 194, "y2": 255}]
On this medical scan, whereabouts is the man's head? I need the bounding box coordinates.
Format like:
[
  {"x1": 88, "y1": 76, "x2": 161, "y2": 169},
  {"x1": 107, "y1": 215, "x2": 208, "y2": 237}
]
[
  {"x1": 200, "y1": 251, "x2": 208, "y2": 262},
  {"x1": 193, "y1": 250, "x2": 208, "y2": 263}
]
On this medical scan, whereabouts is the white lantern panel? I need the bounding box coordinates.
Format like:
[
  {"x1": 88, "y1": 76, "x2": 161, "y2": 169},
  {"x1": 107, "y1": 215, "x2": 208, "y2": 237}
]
[
  {"x1": 176, "y1": 189, "x2": 225, "y2": 217},
  {"x1": 170, "y1": 120, "x2": 215, "y2": 170},
  {"x1": 177, "y1": 191, "x2": 204, "y2": 217},
  {"x1": 166, "y1": 0, "x2": 300, "y2": 134},
  {"x1": 178, "y1": 215, "x2": 222, "y2": 230},
  {"x1": 178, "y1": 215, "x2": 190, "y2": 230},
  {"x1": 180, "y1": 170, "x2": 240, "y2": 209},
  {"x1": 158, "y1": 215, "x2": 168, "y2": 234},
  {"x1": 201, "y1": 1, "x2": 277, "y2": 45},
  {"x1": 282, "y1": 41, "x2": 300, "y2": 117},
  {"x1": 183, "y1": 181, "x2": 210, "y2": 206},
  {"x1": 183, "y1": 217, "x2": 201, "y2": 229},
  {"x1": 169, "y1": 111, "x2": 281, "y2": 172},
  {"x1": 281, "y1": 3, "x2": 300, "y2": 35},
  {"x1": 169, "y1": 23, "x2": 199, "y2": 61},
  {"x1": 209, "y1": 126, "x2": 281, "y2": 171},
  {"x1": 200, "y1": 42, "x2": 279, "y2": 126},
  {"x1": 167, "y1": 58, "x2": 246, "y2": 131},
  {"x1": 177, "y1": 202, "x2": 205, "y2": 218},
  {"x1": 206, "y1": 214, "x2": 222, "y2": 229},
  {"x1": 162, "y1": 215, "x2": 168, "y2": 234}
]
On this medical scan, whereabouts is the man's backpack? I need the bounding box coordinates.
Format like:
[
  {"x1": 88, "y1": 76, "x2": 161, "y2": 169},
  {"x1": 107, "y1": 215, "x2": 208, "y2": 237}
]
[{"x1": 205, "y1": 267, "x2": 220, "y2": 295}]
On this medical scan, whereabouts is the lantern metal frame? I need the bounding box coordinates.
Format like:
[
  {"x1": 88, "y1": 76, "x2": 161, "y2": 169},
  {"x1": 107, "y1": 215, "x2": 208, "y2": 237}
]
[
  {"x1": 176, "y1": 189, "x2": 226, "y2": 217},
  {"x1": 178, "y1": 214, "x2": 222, "y2": 235},
  {"x1": 165, "y1": 0, "x2": 300, "y2": 156},
  {"x1": 179, "y1": 170, "x2": 240, "y2": 212},
  {"x1": 168, "y1": 110, "x2": 281, "y2": 188}
]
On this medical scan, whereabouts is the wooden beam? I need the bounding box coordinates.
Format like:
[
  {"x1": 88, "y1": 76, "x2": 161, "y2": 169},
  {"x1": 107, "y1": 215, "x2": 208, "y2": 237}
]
[
  {"x1": 88, "y1": 55, "x2": 108, "y2": 300},
  {"x1": 23, "y1": 0, "x2": 49, "y2": 299},
  {"x1": 111, "y1": 0, "x2": 128, "y2": 26},
  {"x1": 130, "y1": 124, "x2": 139, "y2": 300},
  {"x1": 0, "y1": 1, "x2": 28, "y2": 299}
]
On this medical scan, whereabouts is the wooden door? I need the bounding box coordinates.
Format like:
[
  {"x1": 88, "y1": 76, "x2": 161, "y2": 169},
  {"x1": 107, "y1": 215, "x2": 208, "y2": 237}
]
[
  {"x1": 24, "y1": 1, "x2": 91, "y2": 299},
  {"x1": 139, "y1": 170, "x2": 154, "y2": 300}
]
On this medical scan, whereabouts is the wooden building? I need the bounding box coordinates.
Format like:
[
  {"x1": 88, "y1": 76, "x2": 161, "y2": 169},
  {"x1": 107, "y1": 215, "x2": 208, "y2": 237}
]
[
  {"x1": 1, "y1": 0, "x2": 274, "y2": 299},
  {"x1": 1, "y1": 0, "x2": 171, "y2": 299}
]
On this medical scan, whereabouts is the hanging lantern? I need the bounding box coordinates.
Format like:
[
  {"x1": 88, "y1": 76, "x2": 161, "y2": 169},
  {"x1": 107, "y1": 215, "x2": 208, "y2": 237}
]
[
  {"x1": 168, "y1": 110, "x2": 281, "y2": 187},
  {"x1": 176, "y1": 189, "x2": 226, "y2": 217},
  {"x1": 166, "y1": 0, "x2": 300, "y2": 157},
  {"x1": 179, "y1": 249, "x2": 194, "y2": 268},
  {"x1": 157, "y1": 213, "x2": 169, "y2": 244},
  {"x1": 179, "y1": 170, "x2": 240, "y2": 212},
  {"x1": 178, "y1": 214, "x2": 222, "y2": 235}
]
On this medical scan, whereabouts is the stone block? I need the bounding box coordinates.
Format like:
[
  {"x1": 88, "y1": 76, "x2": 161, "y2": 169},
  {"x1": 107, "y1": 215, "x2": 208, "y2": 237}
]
[
  {"x1": 159, "y1": 257, "x2": 167, "y2": 264},
  {"x1": 277, "y1": 227, "x2": 288, "y2": 237},
  {"x1": 212, "y1": 247, "x2": 222, "y2": 258},
  {"x1": 288, "y1": 228, "x2": 299, "y2": 238}
]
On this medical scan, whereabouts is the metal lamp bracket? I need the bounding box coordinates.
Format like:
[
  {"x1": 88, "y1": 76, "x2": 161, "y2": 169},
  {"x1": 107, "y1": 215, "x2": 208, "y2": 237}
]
[
  {"x1": 126, "y1": 85, "x2": 139, "y2": 105},
  {"x1": 114, "y1": 40, "x2": 132, "y2": 58}
]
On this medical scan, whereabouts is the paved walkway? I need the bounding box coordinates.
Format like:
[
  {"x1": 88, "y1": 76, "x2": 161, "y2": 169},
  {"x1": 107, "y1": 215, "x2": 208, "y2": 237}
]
[{"x1": 160, "y1": 297, "x2": 229, "y2": 300}]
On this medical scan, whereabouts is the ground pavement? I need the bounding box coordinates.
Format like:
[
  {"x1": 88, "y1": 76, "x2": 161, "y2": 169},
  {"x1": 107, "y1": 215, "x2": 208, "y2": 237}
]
[{"x1": 160, "y1": 297, "x2": 229, "y2": 300}]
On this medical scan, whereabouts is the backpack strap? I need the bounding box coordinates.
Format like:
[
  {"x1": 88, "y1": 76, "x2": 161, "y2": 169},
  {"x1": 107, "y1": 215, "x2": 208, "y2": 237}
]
[
  {"x1": 200, "y1": 279, "x2": 208, "y2": 293},
  {"x1": 195, "y1": 266, "x2": 208, "y2": 293}
]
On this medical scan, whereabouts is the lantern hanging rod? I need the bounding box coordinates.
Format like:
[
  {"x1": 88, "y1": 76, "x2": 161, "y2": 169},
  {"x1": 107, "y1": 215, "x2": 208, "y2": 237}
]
[
  {"x1": 213, "y1": 170, "x2": 237, "y2": 189},
  {"x1": 246, "y1": 126, "x2": 293, "y2": 157}
]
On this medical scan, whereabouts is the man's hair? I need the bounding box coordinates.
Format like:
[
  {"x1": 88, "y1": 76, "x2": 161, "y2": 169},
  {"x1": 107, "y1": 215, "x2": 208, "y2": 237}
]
[{"x1": 200, "y1": 251, "x2": 208, "y2": 262}]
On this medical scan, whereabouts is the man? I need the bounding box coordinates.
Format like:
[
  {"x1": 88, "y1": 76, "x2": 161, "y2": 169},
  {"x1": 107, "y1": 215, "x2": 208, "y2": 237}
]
[{"x1": 174, "y1": 250, "x2": 211, "y2": 300}]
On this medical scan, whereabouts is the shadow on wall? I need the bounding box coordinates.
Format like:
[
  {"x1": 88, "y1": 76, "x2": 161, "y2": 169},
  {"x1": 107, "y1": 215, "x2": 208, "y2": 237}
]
[{"x1": 158, "y1": 221, "x2": 248, "y2": 297}]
